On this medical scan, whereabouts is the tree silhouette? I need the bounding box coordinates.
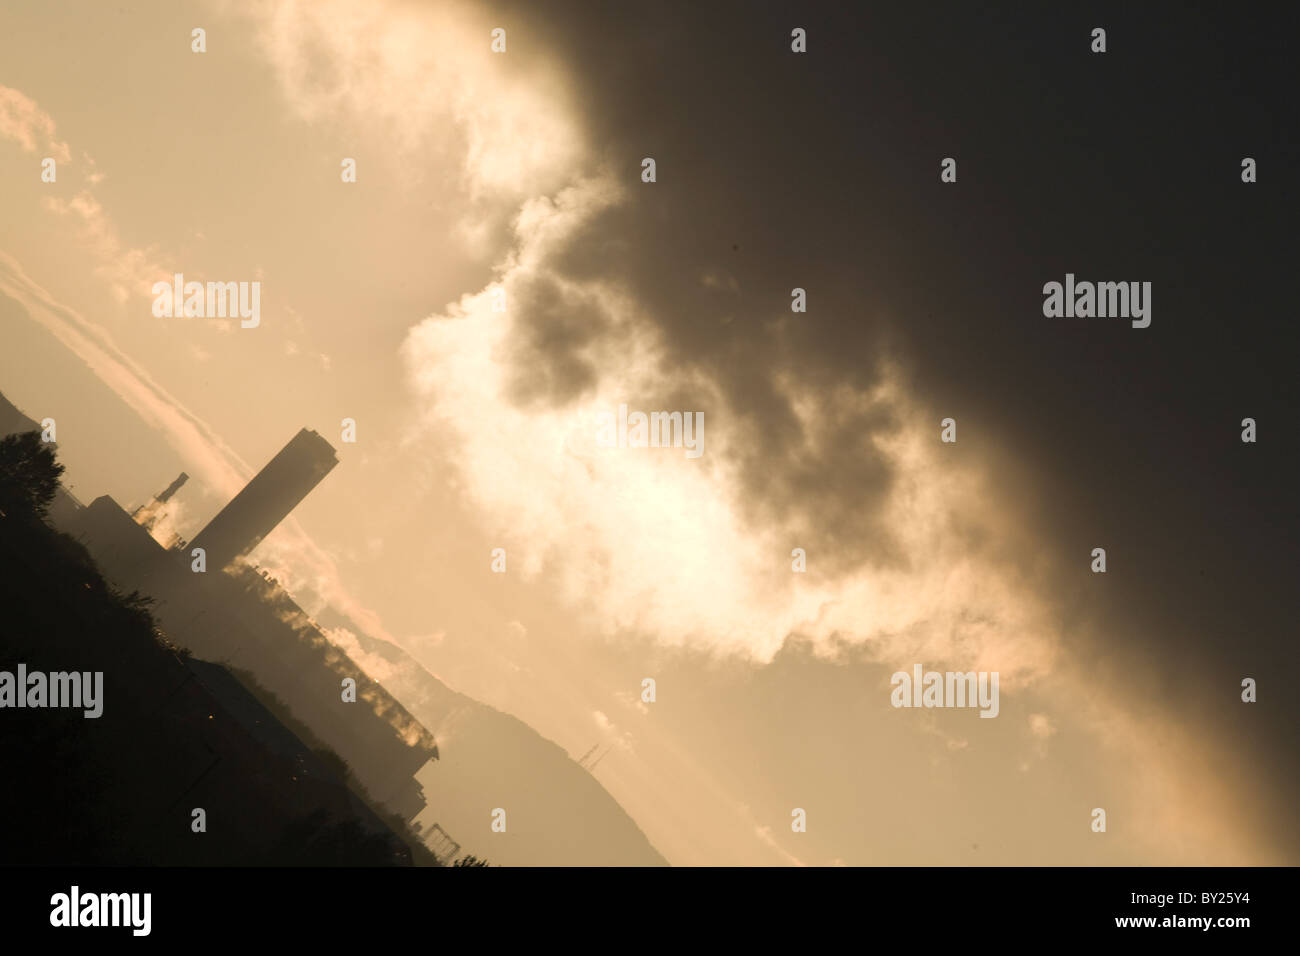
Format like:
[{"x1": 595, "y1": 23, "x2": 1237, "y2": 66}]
[{"x1": 0, "y1": 431, "x2": 63, "y2": 520}]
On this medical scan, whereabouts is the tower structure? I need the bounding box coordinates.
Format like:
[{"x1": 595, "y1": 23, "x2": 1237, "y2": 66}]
[{"x1": 190, "y1": 429, "x2": 337, "y2": 571}]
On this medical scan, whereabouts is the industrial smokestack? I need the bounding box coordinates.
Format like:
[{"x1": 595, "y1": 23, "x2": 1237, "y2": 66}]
[
  {"x1": 190, "y1": 429, "x2": 338, "y2": 572},
  {"x1": 132, "y1": 471, "x2": 191, "y2": 532},
  {"x1": 155, "y1": 472, "x2": 189, "y2": 505}
]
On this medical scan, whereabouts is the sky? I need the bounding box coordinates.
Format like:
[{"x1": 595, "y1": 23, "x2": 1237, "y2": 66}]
[{"x1": 0, "y1": 0, "x2": 1296, "y2": 865}]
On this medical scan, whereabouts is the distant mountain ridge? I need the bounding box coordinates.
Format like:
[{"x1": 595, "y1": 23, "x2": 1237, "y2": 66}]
[{"x1": 321, "y1": 607, "x2": 670, "y2": 866}]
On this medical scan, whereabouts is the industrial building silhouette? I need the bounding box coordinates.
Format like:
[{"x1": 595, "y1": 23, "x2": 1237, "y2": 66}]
[{"x1": 7, "y1": 410, "x2": 442, "y2": 839}]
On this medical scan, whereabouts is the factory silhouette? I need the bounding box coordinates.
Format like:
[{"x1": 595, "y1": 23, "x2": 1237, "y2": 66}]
[
  {"x1": 65, "y1": 429, "x2": 439, "y2": 819},
  {"x1": 1, "y1": 390, "x2": 446, "y2": 863}
]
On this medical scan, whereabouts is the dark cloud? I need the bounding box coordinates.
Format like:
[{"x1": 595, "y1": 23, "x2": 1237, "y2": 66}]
[
  {"x1": 501, "y1": 271, "x2": 610, "y2": 407},
  {"x1": 483, "y1": 0, "x2": 1298, "y2": 849}
]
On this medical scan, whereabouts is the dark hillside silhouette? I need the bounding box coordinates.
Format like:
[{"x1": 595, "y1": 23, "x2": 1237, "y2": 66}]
[{"x1": 0, "y1": 432, "x2": 431, "y2": 865}]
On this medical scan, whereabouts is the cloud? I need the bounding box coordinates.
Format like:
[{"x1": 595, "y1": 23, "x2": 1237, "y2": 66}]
[
  {"x1": 232, "y1": 0, "x2": 1028, "y2": 677},
  {"x1": 1029, "y1": 713, "x2": 1056, "y2": 739},
  {"x1": 592, "y1": 709, "x2": 634, "y2": 753},
  {"x1": 0, "y1": 86, "x2": 71, "y2": 162},
  {"x1": 41, "y1": 190, "x2": 168, "y2": 303},
  {"x1": 245, "y1": 0, "x2": 1047, "y2": 677},
  {"x1": 753, "y1": 823, "x2": 808, "y2": 868},
  {"x1": 614, "y1": 689, "x2": 650, "y2": 716},
  {"x1": 233, "y1": 0, "x2": 585, "y2": 207},
  {"x1": 379, "y1": 0, "x2": 1278, "y2": 862},
  {"x1": 0, "y1": 86, "x2": 159, "y2": 303},
  {"x1": 400, "y1": 175, "x2": 1061, "y2": 684},
  {"x1": 0, "y1": 250, "x2": 250, "y2": 498}
]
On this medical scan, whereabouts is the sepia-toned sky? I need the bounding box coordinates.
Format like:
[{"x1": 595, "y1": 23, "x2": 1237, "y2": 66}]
[{"x1": 1, "y1": 0, "x2": 1295, "y2": 865}]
